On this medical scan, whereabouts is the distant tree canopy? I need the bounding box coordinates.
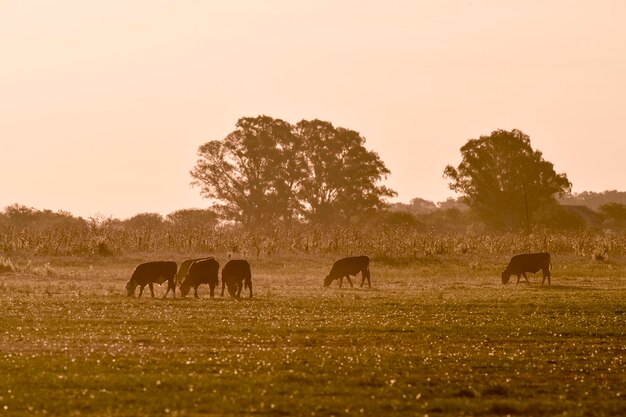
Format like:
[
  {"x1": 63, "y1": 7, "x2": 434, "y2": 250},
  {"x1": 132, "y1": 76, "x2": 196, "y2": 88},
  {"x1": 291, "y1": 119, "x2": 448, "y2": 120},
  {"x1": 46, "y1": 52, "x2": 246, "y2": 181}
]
[
  {"x1": 0, "y1": 203, "x2": 86, "y2": 230},
  {"x1": 560, "y1": 190, "x2": 626, "y2": 210},
  {"x1": 123, "y1": 213, "x2": 164, "y2": 230},
  {"x1": 599, "y1": 203, "x2": 626, "y2": 229},
  {"x1": 166, "y1": 208, "x2": 218, "y2": 230},
  {"x1": 389, "y1": 197, "x2": 469, "y2": 217},
  {"x1": 389, "y1": 197, "x2": 437, "y2": 216},
  {"x1": 190, "y1": 115, "x2": 396, "y2": 227},
  {"x1": 444, "y1": 129, "x2": 572, "y2": 230}
]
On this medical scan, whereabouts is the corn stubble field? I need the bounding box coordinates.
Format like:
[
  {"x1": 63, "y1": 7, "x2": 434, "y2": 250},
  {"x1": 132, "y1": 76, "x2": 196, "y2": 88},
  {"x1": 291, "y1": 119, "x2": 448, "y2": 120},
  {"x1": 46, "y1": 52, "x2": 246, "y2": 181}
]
[{"x1": 0, "y1": 248, "x2": 625, "y2": 416}]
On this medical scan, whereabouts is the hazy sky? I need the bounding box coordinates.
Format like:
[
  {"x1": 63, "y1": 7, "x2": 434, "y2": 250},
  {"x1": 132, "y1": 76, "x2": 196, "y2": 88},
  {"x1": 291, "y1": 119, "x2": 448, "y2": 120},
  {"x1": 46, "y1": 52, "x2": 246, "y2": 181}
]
[{"x1": 1, "y1": 1, "x2": 625, "y2": 219}]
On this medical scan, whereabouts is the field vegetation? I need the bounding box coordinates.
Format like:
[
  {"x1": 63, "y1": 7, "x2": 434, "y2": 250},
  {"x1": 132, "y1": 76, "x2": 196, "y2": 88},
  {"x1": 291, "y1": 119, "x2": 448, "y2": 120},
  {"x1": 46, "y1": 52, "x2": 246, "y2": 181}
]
[
  {"x1": 1, "y1": 207, "x2": 625, "y2": 259},
  {"x1": 1, "y1": 201, "x2": 625, "y2": 416},
  {"x1": 0, "y1": 249, "x2": 624, "y2": 416}
]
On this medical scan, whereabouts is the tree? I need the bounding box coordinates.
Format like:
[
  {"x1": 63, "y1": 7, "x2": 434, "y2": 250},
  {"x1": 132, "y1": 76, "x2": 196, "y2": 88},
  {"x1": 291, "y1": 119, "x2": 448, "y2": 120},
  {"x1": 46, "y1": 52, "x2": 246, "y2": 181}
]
[
  {"x1": 560, "y1": 190, "x2": 626, "y2": 210},
  {"x1": 444, "y1": 129, "x2": 572, "y2": 230},
  {"x1": 190, "y1": 116, "x2": 306, "y2": 227},
  {"x1": 437, "y1": 197, "x2": 469, "y2": 211},
  {"x1": 191, "y1": 116, "x2": 396, "y2": 226},
  {"x1": 534, "y1": 205, "x2": 587, "y2": 230},
  {"x1": 123, "y1": 213, "x2": 164, "y2": 230},
  {"x1": 296, "y1": 119, "x2": 396, "y2": 224},
  {"x1": 599, "y1": 203, "x2": 626, "y2": 229},
  {"x1": 2, "y1": 204, "x2": 87, "y2": 230},
  {"x1": 166, "y1": 208, "x2": 218, "y2": 230},
  {"x1": 3, "y1": 204, "x2": 38, "y2": 228}
]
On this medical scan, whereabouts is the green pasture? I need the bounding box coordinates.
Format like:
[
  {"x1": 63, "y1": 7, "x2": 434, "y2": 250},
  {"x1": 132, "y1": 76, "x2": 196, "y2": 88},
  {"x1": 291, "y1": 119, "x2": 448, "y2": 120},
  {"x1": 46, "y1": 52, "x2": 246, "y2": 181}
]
[{"x1": 0, "y1": 255, "x2": 624, "y2": 416}]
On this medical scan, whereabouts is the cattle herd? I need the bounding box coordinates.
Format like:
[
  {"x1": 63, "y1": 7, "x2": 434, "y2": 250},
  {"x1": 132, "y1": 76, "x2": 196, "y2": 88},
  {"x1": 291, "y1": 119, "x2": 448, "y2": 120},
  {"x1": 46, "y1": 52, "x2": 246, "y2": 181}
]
[
  {"x1": 125, "y1": 257, "x2": 252, "y2": 299},
  {"x1": 125, "y1": 252, "x2": 554, "y2": 299}
]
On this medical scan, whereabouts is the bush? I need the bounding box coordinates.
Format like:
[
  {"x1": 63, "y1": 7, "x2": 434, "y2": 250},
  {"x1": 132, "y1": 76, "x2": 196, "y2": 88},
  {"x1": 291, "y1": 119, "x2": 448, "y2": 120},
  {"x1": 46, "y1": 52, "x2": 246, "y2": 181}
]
[{"x1": 534, "y1": 204, "x2": 587, "y2": 230}]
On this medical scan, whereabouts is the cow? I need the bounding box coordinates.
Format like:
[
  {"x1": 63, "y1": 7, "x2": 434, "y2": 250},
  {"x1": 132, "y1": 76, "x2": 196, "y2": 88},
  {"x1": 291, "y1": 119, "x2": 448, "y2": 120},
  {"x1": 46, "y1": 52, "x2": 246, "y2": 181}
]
[
  {"x1": 175, "y1": 257, "x2": 209, "y2": 287},
  {"x1": 125, "y1": 261, "x2": 177, "y2": 298},
  {"x1": 179, "y1": 258, "x2": 220, "y2": 298},
  {"x1": 323, "y1": 256, "x2": 370, "y2": 288},
  {"x1": 220, "y1": 259, "x2": 252, "y2": 299},
  {"x1": 501, "y1": 252, "x2": 552, "y2": 285}
]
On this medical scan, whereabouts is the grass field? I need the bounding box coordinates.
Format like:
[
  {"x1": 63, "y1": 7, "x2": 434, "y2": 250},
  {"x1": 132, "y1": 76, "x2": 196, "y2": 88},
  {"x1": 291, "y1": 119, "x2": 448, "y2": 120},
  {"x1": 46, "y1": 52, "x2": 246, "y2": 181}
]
[{"x1": 0, "y1": 254, "x2": 624, "y2": 416}]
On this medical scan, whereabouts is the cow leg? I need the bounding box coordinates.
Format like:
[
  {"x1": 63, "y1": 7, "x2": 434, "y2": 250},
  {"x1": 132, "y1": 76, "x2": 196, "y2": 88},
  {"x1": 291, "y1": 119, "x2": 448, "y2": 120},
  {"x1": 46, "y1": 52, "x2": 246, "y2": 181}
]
[
  {"x1": 236, "y1": 281, "x2": 243, "y2": 298},
  {"x1": 221, "y1": 281, "x2": 226, "y2": 297},
  {"x1": 339, "y1": 277, "x2": 343, "y2": 288},
  {"x1": 247, "y1": 278, "x2": 253, "y2": 298},
  {"x1": 163, "y1": 280, "x2": 174, "y2": 299},
  {"x1": 522, "y1": 272, "x2": 530, "y2": 283},
  {"x1": 542, "y1": 268, "x2": 551, "y2": 285},
  {"x1": 149, "y1": 283, "x2": 155, "y2": 298},
  {"x1": 516, "y1": 274, "x2": 521, "y2": 284},
  {"x1": 138, "y1": 285, "x2": 145, "y2": 298},
  {"x1": 194, "y1": 286, "x2": 199, "y2": 299},
  {"x1": 209, "y1": 283, "x2": 215, "y2": 299},
  {"x1": 345, "y1": 275, "x2": 354, "y2": 288},
  {"x1": 359, "y1": 269, "x2": 370, "y2": 288}
]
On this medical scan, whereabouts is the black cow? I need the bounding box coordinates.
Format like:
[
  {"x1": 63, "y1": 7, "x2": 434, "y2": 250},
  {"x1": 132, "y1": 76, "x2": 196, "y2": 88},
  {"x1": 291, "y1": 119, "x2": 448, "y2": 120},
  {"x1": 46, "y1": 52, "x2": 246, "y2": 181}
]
[
  {"x1": 179, "y1": 258, "x2": 220, "y2": 298},
  {"x1": 323, "y1": 256, "x2": 370, "y2": 288},
  {"x1": 125, "y1": 261, "x2": 177, "y2": 298},
  {"x1": 175, "y1": 257, "x2": 208, "y2": 287},
  {"x1": 220, "y1": 259, "x2": 252, "y2": 299},
  {"x1": 501, "y1": 252, "x2": 552, "y2": 285}
]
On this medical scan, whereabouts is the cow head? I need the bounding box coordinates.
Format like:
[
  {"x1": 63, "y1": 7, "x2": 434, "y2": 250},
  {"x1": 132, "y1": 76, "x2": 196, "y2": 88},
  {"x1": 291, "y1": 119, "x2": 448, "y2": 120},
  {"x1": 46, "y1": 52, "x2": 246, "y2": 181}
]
[
  {"x1": 125, "y1": 281, "x2": 138, "y2": 297},
  {"x1": 225, "y1": 280, "x2": 240, "y2": 299},
  {"x1": 323, "y1": 275, "x2": 334, "y2": 287},
  {"x1": 501, "y1": 270, "x2": 512, "y2": 284},
  {"x1": 179, "y1": 280, "x2": 191, "y2": 297}
]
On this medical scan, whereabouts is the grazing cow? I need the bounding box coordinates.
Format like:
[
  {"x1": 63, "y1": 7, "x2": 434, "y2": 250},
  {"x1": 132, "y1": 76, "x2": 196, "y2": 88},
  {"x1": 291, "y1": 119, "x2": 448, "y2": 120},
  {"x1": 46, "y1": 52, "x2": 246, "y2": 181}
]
[
  {"x1": 221, "y1": 259, "x2": 252, "y2": 299},
  {"x1": 501, "y1": 252, "x2": 552, "y2": 285},
  {"x1": 125, "y1": 261, "x2": 177, "y2": 298},
  {"x1": 323, "y1": 256, "x2": 370, "y2": 288},
  {"x1": 175, "y1": 257, "x2": 209, "y2": 287},
  {"x1": 179, "y1": 258, "x2": 220, "y2": 298}
]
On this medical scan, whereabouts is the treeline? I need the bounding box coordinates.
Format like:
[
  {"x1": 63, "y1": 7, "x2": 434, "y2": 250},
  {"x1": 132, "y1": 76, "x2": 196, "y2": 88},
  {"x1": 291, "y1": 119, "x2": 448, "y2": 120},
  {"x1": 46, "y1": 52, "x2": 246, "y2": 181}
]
[
  {"x1": 1, "y1": 203, "x2": 625, "y2": 258},
  {"x1": 560, "y1": 190, "x2": 626, "y2": 209},
  {"x1": 0, "y1": 204, "x2": 219, "y2": 256},
  {"x1": 189, "y1": 122, "x2": 625, "y2": 233},
  {"x1": 389, "y1": 195, "x2": 626, "y2": 232}
]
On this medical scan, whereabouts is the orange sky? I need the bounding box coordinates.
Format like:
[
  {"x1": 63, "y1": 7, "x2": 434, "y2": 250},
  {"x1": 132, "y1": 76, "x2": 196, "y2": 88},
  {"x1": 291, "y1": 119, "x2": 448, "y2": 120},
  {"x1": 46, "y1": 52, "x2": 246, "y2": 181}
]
[{"x1": 1, "y1": 1, "x2": 625, "y2": 219}]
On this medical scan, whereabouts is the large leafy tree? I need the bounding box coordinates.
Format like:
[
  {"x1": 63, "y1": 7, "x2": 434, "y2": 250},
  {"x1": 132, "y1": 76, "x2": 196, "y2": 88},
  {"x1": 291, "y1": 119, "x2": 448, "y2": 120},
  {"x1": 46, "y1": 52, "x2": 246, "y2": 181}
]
[
  {"x1": 191, "y1": 116, "x2": 395, "y2": 226},
  {"x1": 190, "y1": 116, "x2": 306, "y2": 227},
  {"x1": 444, "y1": 129, "x2": 572, "y2": 229},
  {"x1": 296, "y1": 119, "x2": 396, "y2": 224}
]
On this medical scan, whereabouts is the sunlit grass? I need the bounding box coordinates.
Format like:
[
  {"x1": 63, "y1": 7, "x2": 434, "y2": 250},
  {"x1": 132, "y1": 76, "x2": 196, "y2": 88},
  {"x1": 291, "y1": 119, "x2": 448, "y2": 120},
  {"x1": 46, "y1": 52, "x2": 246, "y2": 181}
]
[{"x1": 0, "y1": 254, "x2": 624, "y2": 416}]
